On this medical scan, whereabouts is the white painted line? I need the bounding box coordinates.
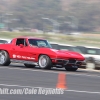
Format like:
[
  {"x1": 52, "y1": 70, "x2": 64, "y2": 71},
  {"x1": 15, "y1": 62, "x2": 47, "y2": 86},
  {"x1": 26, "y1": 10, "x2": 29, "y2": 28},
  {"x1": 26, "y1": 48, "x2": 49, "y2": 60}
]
[
  {"x1": 0, "y1": 66, "x2": 100, "y2": 78},
  {"x1": 78, "y1": 68, "x2": 100, "y2": 72},
  {"x1": 0, "y1": 83, "x2": 100, "y2": 94},
  {"x1": 65, "y1": 90, "x2": 100, "y2": 94},
  {"x1": 0, "y1": 83, "x2": 43, "y2": 89},
  {"x1": 67, "y1": 73, "x2": 100, "y2": 78}
]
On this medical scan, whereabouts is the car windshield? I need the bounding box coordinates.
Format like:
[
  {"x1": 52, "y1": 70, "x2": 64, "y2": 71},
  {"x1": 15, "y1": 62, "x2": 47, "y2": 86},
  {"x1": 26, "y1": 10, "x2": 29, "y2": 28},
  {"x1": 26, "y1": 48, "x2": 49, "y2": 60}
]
[{"x1": 28, "y1": 39, "x2": 52, "y2": 48}]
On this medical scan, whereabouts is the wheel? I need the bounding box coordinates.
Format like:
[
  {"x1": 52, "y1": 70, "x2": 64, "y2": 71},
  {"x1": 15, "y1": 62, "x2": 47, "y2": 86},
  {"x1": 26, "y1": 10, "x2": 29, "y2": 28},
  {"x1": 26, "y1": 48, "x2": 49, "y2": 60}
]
[
  {"x1": 65, "y1": 65, "x2": 78, "y2": 71},
  {"x1": 24, "y1": 64, "x2": 36, "y2": 68},
  {"x1": 86, "y1": 57, "x2": 95, "y2": 69},
  {"x1": 38, "y1": 55, "x2": 52, "y2": 69},
  {"x1": 0, "y1": 50, "x2": 10, "y2": 66}
]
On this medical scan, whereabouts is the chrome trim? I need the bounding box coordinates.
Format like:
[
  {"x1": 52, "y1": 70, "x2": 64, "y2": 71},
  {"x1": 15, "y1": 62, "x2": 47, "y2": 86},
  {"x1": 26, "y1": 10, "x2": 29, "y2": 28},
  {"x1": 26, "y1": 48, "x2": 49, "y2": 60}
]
[
  {"x1": 10, "y1": 59, "x2": 38, "y2": 65},
  {"x1": 51, "y1": 58, "x2": 69, "y2": 61},
  {"x1": 75, "y1": 61, "x2": 82, "y2": 65},
  {"x1": 51, "y1": 58, "x2": 83, "y2": 65},
  {"x1": 63, "y1": 60, "x2": 69, "y2": 65},
  {"x1": 68, "y1": 59, "x2": 76, "y2": 64}
]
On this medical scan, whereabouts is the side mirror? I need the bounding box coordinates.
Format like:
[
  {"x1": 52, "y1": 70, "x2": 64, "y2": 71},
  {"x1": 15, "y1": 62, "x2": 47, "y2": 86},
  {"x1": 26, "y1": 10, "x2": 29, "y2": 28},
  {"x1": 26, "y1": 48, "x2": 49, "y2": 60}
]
[{"x1": 19, "y1": 44, "x2": 24, "y2": 48}]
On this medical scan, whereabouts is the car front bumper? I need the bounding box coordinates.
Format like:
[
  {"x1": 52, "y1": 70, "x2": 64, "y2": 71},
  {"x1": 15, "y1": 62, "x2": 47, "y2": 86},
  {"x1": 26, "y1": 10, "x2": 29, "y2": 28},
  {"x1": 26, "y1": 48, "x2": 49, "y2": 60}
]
[{"x1": 51, "y1": 58, "x2": 83, "y2": 66}]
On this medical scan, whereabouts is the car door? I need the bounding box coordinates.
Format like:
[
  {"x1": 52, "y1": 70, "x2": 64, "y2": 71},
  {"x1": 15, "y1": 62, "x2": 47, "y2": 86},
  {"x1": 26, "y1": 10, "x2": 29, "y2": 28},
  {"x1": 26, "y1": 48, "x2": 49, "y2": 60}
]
[{"x1": 11, "y1": 38, "x2": 29, "y2": 60}]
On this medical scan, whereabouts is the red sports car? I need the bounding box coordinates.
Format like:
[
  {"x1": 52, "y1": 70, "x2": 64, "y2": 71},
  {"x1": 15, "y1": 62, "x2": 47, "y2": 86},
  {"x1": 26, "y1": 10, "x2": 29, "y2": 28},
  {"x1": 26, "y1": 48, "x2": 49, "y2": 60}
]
[{"x1": 0, "y1": 37, "x2": 85, "y2": 71}]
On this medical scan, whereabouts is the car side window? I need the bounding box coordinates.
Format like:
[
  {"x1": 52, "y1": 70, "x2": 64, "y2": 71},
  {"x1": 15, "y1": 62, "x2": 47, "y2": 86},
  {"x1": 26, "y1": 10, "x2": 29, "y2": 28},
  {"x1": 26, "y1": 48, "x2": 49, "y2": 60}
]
[{"x1": 16, "y1": 39, "x2": 27, "y2": 46}]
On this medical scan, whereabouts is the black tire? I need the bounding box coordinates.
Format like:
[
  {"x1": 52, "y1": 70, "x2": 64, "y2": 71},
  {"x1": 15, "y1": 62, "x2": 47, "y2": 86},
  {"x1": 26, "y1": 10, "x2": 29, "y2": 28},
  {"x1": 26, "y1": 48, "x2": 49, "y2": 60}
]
[
  {"x1": 38, "y1": 55, "x2": 52, "y2": 69},
  {"x1": 65, "y1": 65, "x2": 78, "y2": 71},
  {"x1": 0, "y1": 50, "x2": 10, "y2": 66},
  {"x1": 24, "y1": 64, "x2": 36, "y2": 68}
]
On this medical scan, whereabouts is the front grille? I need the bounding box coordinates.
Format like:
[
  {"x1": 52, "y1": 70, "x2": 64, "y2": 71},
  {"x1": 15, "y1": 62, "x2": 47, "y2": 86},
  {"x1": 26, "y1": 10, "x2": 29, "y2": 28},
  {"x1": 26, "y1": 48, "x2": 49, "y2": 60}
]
[
  {"x1": 63, "y1": 60, "x2": 68, "y2": 65},
  {"x1": 57, "y1": 60, "x2": 63, "y2": 63},
  {"x1": 68, "y1": 59, "x2": 76, "y2": 64},
  {"x1": 76, "y1": 62, "x2": 82, "y2": 65},
  {"x1": 56, "y1": 59, "x2": 68, "y2": 65}
]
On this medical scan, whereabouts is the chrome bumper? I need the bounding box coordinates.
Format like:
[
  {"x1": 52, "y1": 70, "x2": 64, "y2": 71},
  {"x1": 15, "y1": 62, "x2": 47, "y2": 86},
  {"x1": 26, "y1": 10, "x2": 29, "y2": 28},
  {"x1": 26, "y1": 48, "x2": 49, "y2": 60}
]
[{"x1": 52, "y1": 59, "x2": 83, "y2": 65}]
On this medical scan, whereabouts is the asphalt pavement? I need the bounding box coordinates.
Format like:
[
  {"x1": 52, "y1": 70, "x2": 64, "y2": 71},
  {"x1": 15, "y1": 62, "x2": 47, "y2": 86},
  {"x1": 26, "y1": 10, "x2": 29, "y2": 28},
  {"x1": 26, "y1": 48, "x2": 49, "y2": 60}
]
[{"x1": 0, "y1": 63, "x2": 99, "y2": 100}]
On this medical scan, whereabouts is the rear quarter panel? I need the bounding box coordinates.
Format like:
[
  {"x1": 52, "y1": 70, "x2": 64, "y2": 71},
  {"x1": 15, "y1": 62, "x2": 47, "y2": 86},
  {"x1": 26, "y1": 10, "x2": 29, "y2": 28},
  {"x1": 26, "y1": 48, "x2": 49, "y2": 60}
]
[{"x1": 0, "y1": 44, "x2": 13, "y2": 58}]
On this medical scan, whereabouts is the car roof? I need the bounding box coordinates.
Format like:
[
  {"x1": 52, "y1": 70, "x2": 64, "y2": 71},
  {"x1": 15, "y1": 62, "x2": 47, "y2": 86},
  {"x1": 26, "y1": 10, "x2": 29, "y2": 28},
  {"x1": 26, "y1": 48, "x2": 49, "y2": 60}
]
[{"x1": 14, "y1": 36, "x2": 46, "y2": 40}]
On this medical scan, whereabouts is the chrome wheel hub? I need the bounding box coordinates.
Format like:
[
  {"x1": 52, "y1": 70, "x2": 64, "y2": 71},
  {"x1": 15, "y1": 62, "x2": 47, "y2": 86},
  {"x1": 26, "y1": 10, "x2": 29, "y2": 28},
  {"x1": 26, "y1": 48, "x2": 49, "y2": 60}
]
[
  {"x1": 0, "y1": 52, "x2": 5, "y2": 64},
  {"x1": 39, "y1": 56, "x2": 47, "y2": 68}
]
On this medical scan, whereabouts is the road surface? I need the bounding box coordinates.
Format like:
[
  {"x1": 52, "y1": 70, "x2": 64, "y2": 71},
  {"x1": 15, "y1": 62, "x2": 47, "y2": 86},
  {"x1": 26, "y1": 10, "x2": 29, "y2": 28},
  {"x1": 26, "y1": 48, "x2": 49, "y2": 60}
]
[{"x1": 0, "y1": 63, "x2": 99, "y2": 100}]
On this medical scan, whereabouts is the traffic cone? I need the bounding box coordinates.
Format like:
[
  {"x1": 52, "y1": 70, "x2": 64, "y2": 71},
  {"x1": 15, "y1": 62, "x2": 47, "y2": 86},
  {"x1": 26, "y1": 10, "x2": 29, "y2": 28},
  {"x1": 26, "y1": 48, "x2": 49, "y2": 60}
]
[{"x1": 56, "y1": 73, "x2": 67, "y2": 89}]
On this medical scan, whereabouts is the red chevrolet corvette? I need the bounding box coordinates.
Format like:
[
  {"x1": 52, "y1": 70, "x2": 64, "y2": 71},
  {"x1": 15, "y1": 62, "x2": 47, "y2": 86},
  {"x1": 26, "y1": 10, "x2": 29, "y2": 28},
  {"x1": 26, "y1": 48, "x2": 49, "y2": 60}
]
[{"x1": 0, "y1": 37, "x2": 85, "y2": 71}]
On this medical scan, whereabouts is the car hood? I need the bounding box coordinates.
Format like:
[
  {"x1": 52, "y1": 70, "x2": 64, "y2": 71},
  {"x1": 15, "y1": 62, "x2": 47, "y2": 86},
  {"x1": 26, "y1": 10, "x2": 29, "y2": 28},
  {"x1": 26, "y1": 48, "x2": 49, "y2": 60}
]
[{"x1": 51, "y1": 49, "x2": 85, "y2": 60}]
